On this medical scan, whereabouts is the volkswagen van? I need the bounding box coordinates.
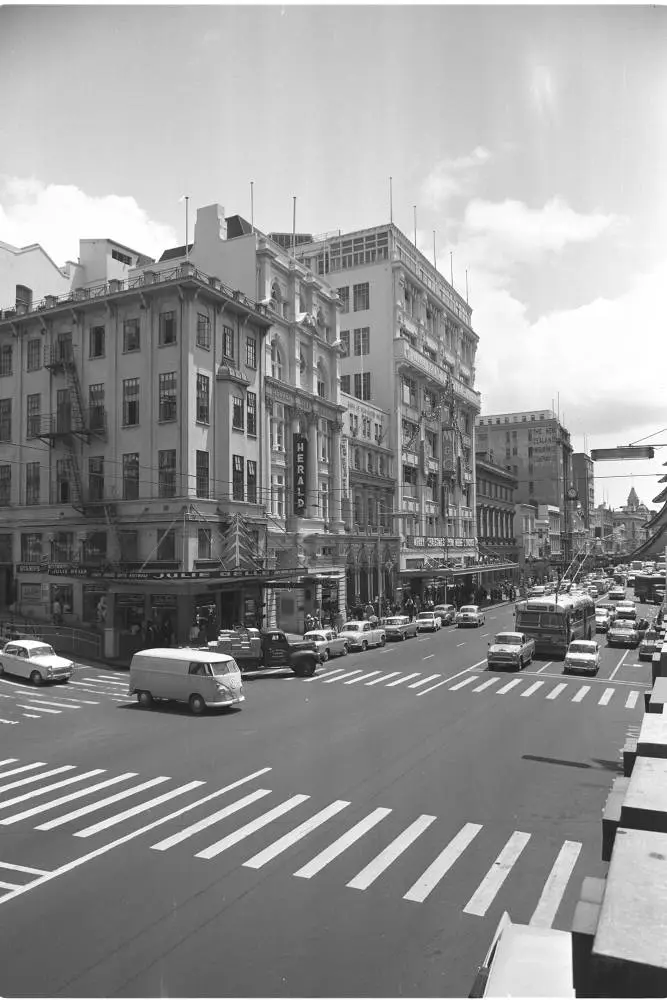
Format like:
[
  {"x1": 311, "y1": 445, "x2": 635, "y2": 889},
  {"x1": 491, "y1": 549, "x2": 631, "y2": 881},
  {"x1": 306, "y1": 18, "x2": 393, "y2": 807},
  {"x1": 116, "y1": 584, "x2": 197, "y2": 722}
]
[{"x1": 129, "y1": 647, "x2": 244, "y2": 714}]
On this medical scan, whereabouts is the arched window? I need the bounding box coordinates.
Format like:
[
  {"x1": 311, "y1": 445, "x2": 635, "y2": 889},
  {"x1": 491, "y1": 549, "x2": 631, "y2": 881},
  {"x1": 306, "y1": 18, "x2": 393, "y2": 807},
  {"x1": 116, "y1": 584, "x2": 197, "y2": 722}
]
[
  {"x1": 317, "y1": 359, "x2": 328, "y2": 399},
  {"x1": 271, "y1": 341, "x2": 284, "y2": 380}
]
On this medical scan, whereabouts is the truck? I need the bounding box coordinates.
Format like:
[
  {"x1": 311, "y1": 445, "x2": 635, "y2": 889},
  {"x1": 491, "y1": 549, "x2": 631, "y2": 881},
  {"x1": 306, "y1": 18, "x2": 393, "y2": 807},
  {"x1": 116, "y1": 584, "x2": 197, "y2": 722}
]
[{"x1": 210, "y1": 627, "x2": 320, "y2": 677}]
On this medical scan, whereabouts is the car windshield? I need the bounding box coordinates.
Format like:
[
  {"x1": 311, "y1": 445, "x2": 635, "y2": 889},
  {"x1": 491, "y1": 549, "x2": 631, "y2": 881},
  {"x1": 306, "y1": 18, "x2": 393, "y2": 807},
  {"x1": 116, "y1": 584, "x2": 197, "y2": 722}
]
[
  {"x1": 343, "y1": 623, "x2": 362, "y2": 632},
  {"x1": 28, "y1": 645, "x2": 56, "y2": 658},
  {"x1": 383, "y1": 618, "x2": 404, "y2": 625},
  {"x1": 569, "y1": 642, "x2": 595, "y2": 654},
  {"x1": 460, "y1": 606, "x2": 477, "y2": 613},
  {"x1": 209, "y1": 660, "x2": 238, "y2": 676},
  {"x1": 304, "y1": 632, "x2": 325, "y2": 641},
  {"x1": 495, "y1": 634, "x2": 521, "y2": 645},
  {"x1": 418, "y1": 613, "x2": 434, "y2": 619}
]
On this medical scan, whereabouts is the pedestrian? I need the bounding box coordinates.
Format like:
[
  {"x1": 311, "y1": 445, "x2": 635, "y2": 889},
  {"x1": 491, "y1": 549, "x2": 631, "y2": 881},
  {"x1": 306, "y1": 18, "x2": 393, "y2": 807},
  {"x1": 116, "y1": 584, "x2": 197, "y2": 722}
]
[{"x1": 52, "y1": 597, "x2": 62, "y2": 626}]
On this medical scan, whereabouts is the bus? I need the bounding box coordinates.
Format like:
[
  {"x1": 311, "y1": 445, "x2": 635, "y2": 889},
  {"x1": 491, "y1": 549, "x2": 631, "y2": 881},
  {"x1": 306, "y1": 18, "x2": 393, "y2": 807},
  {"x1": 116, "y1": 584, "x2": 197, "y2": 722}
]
[{"x1": 514, "y1": 593, "x2": 597, "y2": 658}]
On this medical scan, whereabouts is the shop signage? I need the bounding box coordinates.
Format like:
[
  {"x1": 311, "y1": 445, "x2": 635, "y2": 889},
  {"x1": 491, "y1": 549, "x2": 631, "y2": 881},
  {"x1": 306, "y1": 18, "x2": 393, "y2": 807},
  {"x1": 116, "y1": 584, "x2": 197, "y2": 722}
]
[
  {"x1": 406, "y1": 536, "x2": 469, "y2": 549},
  {"x1": 294, "y1": 433, "x2": 308, "y2": 516},
  {"x1": 340, "y1": 438, "x2": 349, "y2": 500},
  {"x1": 16, "y1": 563, "x2": 300, "y2": 582}
]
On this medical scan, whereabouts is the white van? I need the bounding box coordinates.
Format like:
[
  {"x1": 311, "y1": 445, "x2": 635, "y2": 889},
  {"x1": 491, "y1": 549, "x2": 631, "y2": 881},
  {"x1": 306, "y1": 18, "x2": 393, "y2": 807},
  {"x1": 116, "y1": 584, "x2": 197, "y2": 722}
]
[{"x1": 129, "y1": 647, "x2": 244, "y2": 714}]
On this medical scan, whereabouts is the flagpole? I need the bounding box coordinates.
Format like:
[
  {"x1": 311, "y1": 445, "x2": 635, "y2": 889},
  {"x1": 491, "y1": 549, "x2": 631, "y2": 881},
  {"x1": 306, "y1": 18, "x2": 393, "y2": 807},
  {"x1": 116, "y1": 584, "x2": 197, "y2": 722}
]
[
  {"x1": 250, "y1": 181, "x2": 254, "y2": 232},
  {"x1": 389, "y1": 177, "x2": 393, "y2": 224},
  {"x1": 413, "y1": 206, "x2": 417, "y2": 247},
  {"x1": 433, "y1": 231, "x2": 436, "y2": 268},
  {"x1": 292, "y1": 196, "x2": 296, "y2": 257},
  {"x1": 185, "y1": 196, "x2": 189, "y2": 260},
  {"x1": 450, "y1": 251, "x2": 453, "y2": 287}
]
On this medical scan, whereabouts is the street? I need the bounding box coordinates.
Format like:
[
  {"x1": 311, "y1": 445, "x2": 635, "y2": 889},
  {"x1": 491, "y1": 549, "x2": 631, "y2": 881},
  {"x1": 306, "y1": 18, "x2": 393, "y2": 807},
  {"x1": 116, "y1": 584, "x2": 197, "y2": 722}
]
[{"x1": 0, "y1": 602, "x2": 652, "y2": 997}]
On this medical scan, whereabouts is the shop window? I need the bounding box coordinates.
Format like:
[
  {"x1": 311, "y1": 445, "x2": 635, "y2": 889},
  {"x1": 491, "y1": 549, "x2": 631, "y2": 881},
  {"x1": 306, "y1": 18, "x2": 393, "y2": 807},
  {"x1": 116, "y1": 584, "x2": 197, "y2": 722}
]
[{"x1": 20, "y1": 532, "x2": 41, "y2": 563}]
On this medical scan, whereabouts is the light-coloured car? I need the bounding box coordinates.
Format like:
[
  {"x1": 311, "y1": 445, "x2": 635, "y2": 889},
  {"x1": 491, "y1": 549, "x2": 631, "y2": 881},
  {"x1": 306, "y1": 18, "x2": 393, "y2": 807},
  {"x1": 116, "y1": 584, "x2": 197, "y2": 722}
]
[
  {"x1": 528, "y1": 586, "x2": 546, "y2": 597},
  {"x1": 129, "y1": 647, "x2": 243, "y2": 713},
  {"x1": 456, "y1": 605, "x2": 485, "y2": 628},
  {"x1": 595, "y1": 609, "x2": 612, "y2": 633},
  {"x1": 609, "y1": 587, "x2": 626, "y2": 601},
  {"x1": 487, "y1": 632, "x2": 535, "y2": 670},
  {"x1": 615, "y1": 603, "x2": 638, "y2": 622},
  {"x1": 381, "y1": 616, "x2": 418, "y2": 641},
  {"x1": 417, "y1": 611, "x2": 441, "y2": 633},
  {"x1": 433, "y1": 604, "x2": 456, "y2": 625},
  {"x1": 338, "y1": 621, "x2": 386, "y2": 651},
  {"x1": 303, "y1": 629, "x2": 348, "y2": 661},
  {"x1": 564, "y1": 639, "x2": 600, "y2": 675},
  {"x1": 639, "y1": 630, "x2": 662, "y2": 661},
  {"x1": 0, "y1": 639, "x2": 74, "y2": 685}
]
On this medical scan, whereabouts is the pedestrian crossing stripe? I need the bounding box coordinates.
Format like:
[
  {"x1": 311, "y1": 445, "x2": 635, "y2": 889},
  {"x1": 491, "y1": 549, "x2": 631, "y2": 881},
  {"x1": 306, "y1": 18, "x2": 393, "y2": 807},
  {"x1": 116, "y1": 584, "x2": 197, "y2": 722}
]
[
  {"x1": 0, "y1": 758, "x2": 586, "y2": 924},
  {"x1": 0, "y1": 674, "x2": 130, "y2": 726}
]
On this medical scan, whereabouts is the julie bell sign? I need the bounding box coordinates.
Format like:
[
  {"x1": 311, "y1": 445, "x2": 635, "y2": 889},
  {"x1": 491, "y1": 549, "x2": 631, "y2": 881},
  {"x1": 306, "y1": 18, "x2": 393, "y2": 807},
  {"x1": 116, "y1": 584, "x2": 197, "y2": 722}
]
[{"x1": 294, "y1": 434, "x2": 308, "y2": 517}]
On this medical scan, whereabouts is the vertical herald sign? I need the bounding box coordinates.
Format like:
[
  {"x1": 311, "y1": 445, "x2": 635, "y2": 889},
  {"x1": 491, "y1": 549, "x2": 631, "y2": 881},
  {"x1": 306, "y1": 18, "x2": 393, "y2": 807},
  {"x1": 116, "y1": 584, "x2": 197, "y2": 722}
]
[{"x1": 294, "y1": 434, "x2": 308, "y2": 516}]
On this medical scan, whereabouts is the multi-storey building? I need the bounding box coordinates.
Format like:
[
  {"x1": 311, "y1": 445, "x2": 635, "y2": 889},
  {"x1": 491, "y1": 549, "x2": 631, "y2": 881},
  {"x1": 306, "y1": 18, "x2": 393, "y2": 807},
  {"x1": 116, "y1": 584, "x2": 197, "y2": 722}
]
[
  {"x1": 475, "y1": 451, "x2": 519, "y2": 584},
  {"x1": 572, "y1": 452, "x2": 595, "y2": 530},
  {"x1": 0, "y1": 239, "x2": 284, "y2": 659},
  {"x1": 290, "y1": 224, "x2": 482, "y2": 605},
  {"x1": 612, "y1": 488, "x2": 652, "y2": 557}
]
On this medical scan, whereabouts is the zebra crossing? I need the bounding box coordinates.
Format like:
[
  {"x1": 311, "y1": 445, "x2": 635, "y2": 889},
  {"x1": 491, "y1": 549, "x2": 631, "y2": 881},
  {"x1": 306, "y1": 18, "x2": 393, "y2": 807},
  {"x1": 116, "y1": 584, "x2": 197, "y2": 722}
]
[
  {"x1": 0, "y1": 672, "x2": 130, "y2": 725},
  {"x1": 296, "y1": 665, "x2": 645, "y2": 709},
  {"x1": 0, "y1": 757, "x2": 583, "y2": 926}
]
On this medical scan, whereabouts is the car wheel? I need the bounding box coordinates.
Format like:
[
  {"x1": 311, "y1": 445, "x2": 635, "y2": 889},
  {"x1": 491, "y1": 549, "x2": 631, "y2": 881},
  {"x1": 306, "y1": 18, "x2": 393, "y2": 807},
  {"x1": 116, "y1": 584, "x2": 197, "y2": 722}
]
[
  {"x1": 361, "y1": 641, "x2": 368, "y2": 652},
  {"x1": 321, "y1": 649, "x2": 329, "y2": 662},
  {"x1": 380, "y1": 635, "x2": 386, "y2": 646},
  {"x1": 401, "y1": 632, "x2": 407, "y2": 641},
  {"x1": 341, "y1": 643, "x2": 348, "y2": 656},
  {"x1": 138, "y1": 690, "x2": 152, "y2": 708},
  {"x1": 189, "y1": 694, "x2": 206, "y2": 715},
  {"x1": 30, "y1": 670, "x2": 43, "y2": 687}
]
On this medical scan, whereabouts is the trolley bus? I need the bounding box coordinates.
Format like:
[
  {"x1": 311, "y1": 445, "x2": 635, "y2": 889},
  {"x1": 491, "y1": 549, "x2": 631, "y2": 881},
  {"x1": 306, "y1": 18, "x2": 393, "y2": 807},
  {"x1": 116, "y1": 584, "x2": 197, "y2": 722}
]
[{"x1": 514, "y1": 593, "x2": 597, "y2": 658}]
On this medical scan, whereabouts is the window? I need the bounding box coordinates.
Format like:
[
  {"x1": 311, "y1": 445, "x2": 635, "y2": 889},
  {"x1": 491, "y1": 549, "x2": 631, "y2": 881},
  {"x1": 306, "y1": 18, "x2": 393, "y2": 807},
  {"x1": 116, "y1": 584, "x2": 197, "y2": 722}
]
[
  {"x1": 247, "y1": 460, "x2": 257, "y2": 504},
  {"x1": 232, "y1": 455, "x2": 244, "y2": 501},
  {"x1": 353, "y1": 327, "x2": 370, "y2": 355},
  {"x1": 247, "y1": 391, "x2": 257, "y2": 436},
  {"x1": 529, "y1": 480, "x2": 534, "y2": 495},
  {"x1": 156, "y1": 529, "x2": 176, "y2": 562},
  {"x1": 317, "y1": 379, "x2": 326, "y2": 398},
  {"x1": 88, "y1": 383, "x2": 105, "y2": 432},
  {"x1": 122, "y1": 378, "x2": 140, "y2": 425},
  {"x1": 158, "y1": 450, "x2": 176, "y2": 498},
  {"x1": 271, "y1": 341, "x2": 283, "y2": 379},
  {"x1": 158, "y1": 372, "x2": 177, "y2": 422},
  {"x1": 401, "y1": 378, "x2": 417, "y2": 408},
  {"x1": 353, "y1": 447, "x2": 360, "y2": 471},
  {"x1": 122, "y1": 453, "x2": 140, "y2": 500},
  {"x1": 89, "y1": 325, "x2": 105, "y2": 358},
  {"x1": 25, "y1": 462, "x2": 40, "y2": 505},
  {"x1": 196, "y1": 374, "x2": 210, "y2": 423},
  {"x1": 52, "y1": 531, "x2": 73, "y2": 563},
  {"x1": 88, "y1": 457, "x2": 104, "y2": 502},
  {"x1": 0, "y1": 399, "x2": 11, "y2": 442},
  {"x1": 246, "y1": 336, "x2": 257, "y2": 369},
  {"x1": 271, "y1": 405, "x2": 285, "y2": 451},
  {"x1": 157, "y1": 311, "x2": 176, "y2": 347},
  {"x1": 353, "y1": 282, "x2": 369, "y2": 311},
  {"x1": 354, "y1": 372, "x2": 371, "y2": 400},
  {"x1": 222, "y1": 325, "x2": 234, "y2": 360},
  {"x1": 197, "y1": 313, "x2": 211, "y2": 349},
  {"x1": 340, "y1": 330, "x2": 350, "y2": 356},
  {"x1": 112, "y1": 248, "x2": 132, "y2": 265},
  {"x1": 21, "y1": 532, "x2": 42, "y2": 563},
  {"x1": 319, "y1": 481, "x2": 329, "y2": 520},
  {"x1": 0, "y1": 344, "x2": 13, "y2": 376},
  {"x1": 340, "y1": 374, "x2": 350, "y2": 395},
  {"x1": 337, "y1": 287, "x2": 349, "y2": 313},
  {"x1": 197, "y1": 528, "x2": 212, "y2": 560},
  {"x1": 271, "y1": 473, "x2": 285, "y2": 517},
  {"x1": 196, "y1": 450, "x2": 209, "y2": 499},
  {"x1": 232, "y1": 394, "x2": 244, "y2": 431},
  {"x1": 55, "y1": 459, "x2": 71, "y2": 503},
  {"x1": 27, "y1": 339, "x2": 41, "y2": 371},
  {"x1": 119, "y1": 530, "x2": 138, "y2": 562},
  {"x1": 320, "y1": 421, "x2": 330, "y2": 462},
  {"x1": 123, "y1": 319, "x2": 140, "y2": 352},
  {"x1": 403, "y1": 466, "x2": 418, "y2": 491}
]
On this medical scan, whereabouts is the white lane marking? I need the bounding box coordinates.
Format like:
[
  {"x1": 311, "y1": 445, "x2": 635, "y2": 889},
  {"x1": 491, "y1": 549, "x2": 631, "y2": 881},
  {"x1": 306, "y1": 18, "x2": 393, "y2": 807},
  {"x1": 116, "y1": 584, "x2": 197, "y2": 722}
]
[
  {"x1": 496, "y1": 678, "x2": 523, "y2": 695},
  {"x1": 0, "y1": 766, "x2": 272, "y2": 908},
  {"x1": 344, "y1": 671, "x2": 381, "y2": 685},
  {"x1": 74, "y1": 780, "x2": 205, "y2": 838},
  {"x1": 322, "y1": 670, "x2": 364, "y2": 684},
  {"x1": 244, "y1": 800, "x2": 351, "y2": 869},
  {"x1": 0, "y1": 861, "x2": 47, "y2": 875},
  {"x1": 530, "y1": 840, "x2": 582, "y2": 928},
  {"x1": 0, "y1": 768, "x2": 102, "y2": 807},
  {"x1": 0, "y1": 719, "x2": 19, "y2": 724},
  {"x1": 17, "y1": 698, "x2": 80, "y2": 710},
  {"x1": 22, "y1": 714, "x2": 40, "y2": 719},
  {"x1": 36, "y1": 776, "x2": 171, "y2": 831},
  {"x1": 423, "y1": 654, "x2": 435, "y2": 661},
  {"x1": 366, "y1": 672, "x2": 401, "y2": 686},
  {"x1": 449, "y1": 676, "x2": 477, "y2": 691},
  {"x1": 81, "y1": 677, "x2": 126, "y2": 687},
  {"x1": 0, "y1": 760, "x2": 19, "y2": 768},
  {"x1": 521, "y1": 682, "x2": 544, "y2": 698},
  {"x1": 0, "y1": 773, "x2": 138, "y2": 826},
  {"x1": 416, "y1": 637, "x2": 428, "y2": 642},
  {"x1": 409, "y1": 674, "x2": 441, "y2": 689},
  {"x1": 404, "y1": 822, "x2": 483, "y2": 903},
  {"x1": 416, "y1": 660, "x2": 486, "y2": 697},
  {"x1": 598, "y1": 687, "x2": 615, "y2": 706},
  {"x1": 626, "y1": 690, "x2": 639, "y2": 709},
  {"x1": 16, "y1": 704, "x2": 60, "y2": 715},
  {"x1": 546, "y1": 683, "x2": 568, "y2": 701},
  {"x1": 152, "y1": 788, "x2": 272, "y2": 851},
  {"x1": 481, "y1": 633, "x2": 490, "y2": 637},
  {"x1": 473, "y1": 677, "x2": 500, "y2": 693},
  {"x1": 197, "y1": 795, "x2": 310, "y2": 860},
  {"x1": 294, "y1": 807, "x2": 392, "y2": 879},
  {"x1": 463, "y1": 831, "x2": 532, "y2": 916},
  {"x1": 0, "y1": 879, "x2": 20, "y2": 890},
  {"x1": 45, "y1": 695, "x2": 99, "y2": 705},
  {"x1": 386, "y1": 673, "x2": 421, "y2": 687},
  {"x1": 572, "y1": 686, "x2": 590, "y2": 703},
  {"x1": 609, "y1": 650, "x2": 630, "y2": 682},
  {"x1": 456, "y1": 642, "x2": 466, "y2": 647},
  {"x1": 0, "y1": 762, "x2": 47, "y2": 781},
  {"x1": 536, "y1": 662, "x2": 552, "y2": 674},
  {"x1": 303, "y1": 667, "x2": 346, "y2": 683},
  {"x1": 347, "y1": 814, "x2": 437, "y2": 890}
]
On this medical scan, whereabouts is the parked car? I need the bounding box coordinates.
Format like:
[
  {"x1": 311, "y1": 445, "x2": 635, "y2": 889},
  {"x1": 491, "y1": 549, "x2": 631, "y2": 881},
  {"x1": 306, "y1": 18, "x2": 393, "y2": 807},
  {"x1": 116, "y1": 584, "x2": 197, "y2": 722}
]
[
  {"x1": 416, "y1": 611, "x2": 441, "y2": 633},
  {"x1": 433, "y1": 604, "x2": 457, "y2": 625},
  {"x1": 303, "y1": 629, "x2": 348, "y2": 661},
  {"x1": 639, "y1": 629, "x2": 663, "y2": 661},
  {"x1": 456, "y1": 605, "x2": 486, "y2": 627},
  {"x1": 487, "y1": 632, "x2": 535, "y2": 670},
  {"x1": 338, "y1": 621, "x2": 386, "y2": 651},
  {"x1": 0, "y1": 639, "x2": 74, "y2": 686},
  {"x1": 595, "y1": 610, "x2": 612, "y2": 633},
  {"x1": 563, "y1": 639, "x2": 600, "y2": 675},
  {"x1": 381, "y1": 616, "x2": 418, "y2": 641},
  {"x1": 607, "y1": 622, "x2": 641, "y2": 648}
]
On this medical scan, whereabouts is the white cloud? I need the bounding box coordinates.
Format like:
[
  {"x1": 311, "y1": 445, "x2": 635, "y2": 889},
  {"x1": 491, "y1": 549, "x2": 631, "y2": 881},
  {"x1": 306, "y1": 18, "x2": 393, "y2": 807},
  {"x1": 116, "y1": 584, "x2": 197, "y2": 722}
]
[
  {"x1": 420, "y1": 146, "x2": 491, "y2": 209},
  {"x1": 0, "y1": 176, "x2": 177, "y2": 265}
]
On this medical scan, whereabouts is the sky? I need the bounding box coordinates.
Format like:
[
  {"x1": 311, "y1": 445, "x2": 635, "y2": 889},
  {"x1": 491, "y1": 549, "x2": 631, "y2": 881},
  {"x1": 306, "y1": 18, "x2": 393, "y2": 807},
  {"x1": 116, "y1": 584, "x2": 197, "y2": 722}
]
[{"x1": 1, "y1": 4, "x2": 666, "y2": 512}]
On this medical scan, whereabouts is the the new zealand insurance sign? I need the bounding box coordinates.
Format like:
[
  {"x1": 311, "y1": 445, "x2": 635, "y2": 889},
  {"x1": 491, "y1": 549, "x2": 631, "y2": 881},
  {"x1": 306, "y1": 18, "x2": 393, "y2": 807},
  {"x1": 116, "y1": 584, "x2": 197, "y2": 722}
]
[{"x1": 294, "y1": 433, "x2": 308, "y2": 516}]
